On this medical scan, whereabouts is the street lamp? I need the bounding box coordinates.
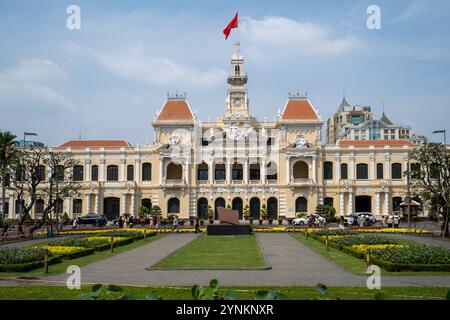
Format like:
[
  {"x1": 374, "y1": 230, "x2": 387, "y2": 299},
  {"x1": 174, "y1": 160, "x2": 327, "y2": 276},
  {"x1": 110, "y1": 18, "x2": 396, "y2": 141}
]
[{"x1": 432, "y1": 130, "x2": 448, "y2": 238}]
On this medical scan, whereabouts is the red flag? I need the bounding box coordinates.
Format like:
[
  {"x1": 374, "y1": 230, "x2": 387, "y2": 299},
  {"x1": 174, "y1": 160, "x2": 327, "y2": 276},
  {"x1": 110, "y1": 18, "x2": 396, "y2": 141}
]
[{"x1": 223, "y1": 12, "x2": 238, "y2": 40}]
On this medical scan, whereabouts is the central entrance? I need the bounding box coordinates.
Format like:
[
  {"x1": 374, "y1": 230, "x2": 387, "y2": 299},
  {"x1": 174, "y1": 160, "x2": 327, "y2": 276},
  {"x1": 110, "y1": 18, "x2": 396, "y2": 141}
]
[
  {"x1": 103, "y1": 197, "x2": 120, "y2": 220},
  {"x1": 355, "y1": 196, "x2": 372, "y2": 213}
]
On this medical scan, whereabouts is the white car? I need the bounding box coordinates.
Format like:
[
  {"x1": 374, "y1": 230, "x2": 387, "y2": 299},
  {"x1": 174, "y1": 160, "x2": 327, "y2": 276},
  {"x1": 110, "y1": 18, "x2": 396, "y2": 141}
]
[
  {"x1": 345, "y1": 212, "x2": 376, "y2": 226},
  {"x1": 293, "y1": 214, "x2": 326, "y2": 226}
]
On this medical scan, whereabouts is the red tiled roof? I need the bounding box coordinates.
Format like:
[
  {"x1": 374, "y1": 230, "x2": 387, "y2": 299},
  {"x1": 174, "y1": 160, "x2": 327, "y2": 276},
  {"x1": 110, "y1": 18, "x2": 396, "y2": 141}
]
[
  {"x1": 281, "y1": 99, "x2": 319, "y2": 120},
  {"x1": 156, "y1": 99, "x2": 194, "y2": 121},
  {"x1": 58, "y1": 140, "x2": 131, "y2": 149},
  {"x1": 339, "y1": 140, "x2": 412, "y2": 147}
]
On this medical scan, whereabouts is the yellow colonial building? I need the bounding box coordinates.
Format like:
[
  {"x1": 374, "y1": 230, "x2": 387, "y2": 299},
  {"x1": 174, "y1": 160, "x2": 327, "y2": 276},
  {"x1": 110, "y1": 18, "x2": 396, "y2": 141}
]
[{"x1": 2, "y1": 45, "x2": 425, "y2": 222}]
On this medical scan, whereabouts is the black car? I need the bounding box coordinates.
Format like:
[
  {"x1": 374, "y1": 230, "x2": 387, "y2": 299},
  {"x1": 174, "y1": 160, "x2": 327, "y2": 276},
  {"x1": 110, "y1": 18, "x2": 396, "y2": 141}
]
[{"x1": 77, "y1": 214, "x2": 107, "y2": 227}]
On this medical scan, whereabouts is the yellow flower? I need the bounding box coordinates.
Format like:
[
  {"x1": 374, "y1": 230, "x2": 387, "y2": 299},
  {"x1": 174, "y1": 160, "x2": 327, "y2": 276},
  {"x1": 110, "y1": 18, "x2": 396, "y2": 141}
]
[
  {"x1": 356, "y1": 228, "x2": 432, "y2": 234},
  {"x1": 40, "y1": 246, "x2": 86, "y2": 255},
  {"x1": 86, "y1": 236, "x2": 128, "y2": 243},
  {"x1": 351, "y1": 244, "x2": 406, "y2": 254}
]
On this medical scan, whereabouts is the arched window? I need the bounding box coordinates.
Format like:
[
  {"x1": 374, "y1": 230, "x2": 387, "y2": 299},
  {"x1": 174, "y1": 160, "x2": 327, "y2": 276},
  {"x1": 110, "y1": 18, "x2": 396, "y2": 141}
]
[
  {"x1": 166, "y1": 163, "x2": 182, "y2": 180},
  {"x1": 142, "y1": 163, "x2": 152, "y2": 181},
  {"x1": 250, "y1": 197, "x2": 260, "y2": 219},
  {"x1": 107, "y1": 165, "x2": 119, "y2": 181},
  {"x1": 295, "y1": 197, "x2": 308, "y2": 213},
  {"x1": 293, "y1": 161, "x2": 308, "y2": 179},
  {"x1": 392, "y1": 163, "x2": 402, "y2": 179},
  {"x1": 214, "y1": 198, "x2": 226, "y2": 219},
  {"x1": 197, "y1": 198, "x2": 208, "y2": 219},
  {"x1": 356, "y1": 163, "x2": 368, "y2": 180},
  {"x1": 323, "y1": 161, "x2": 333, "y2": 180},
  {"x1": 91, "y1": 165, "x2": 99, "y2": 181},
  {"x1": 73, "y1": 199, "x2": 82, "y2": 214},
  {"x1": 266, "y1": 162, "x2": 278, "y2": 180},
  {"x1": 232, "y1": 163, "x2": 243, "y2": 180},
  {"x1": 197, "y1": 162, "x2": 208, "y2": 181},
  {"x1": 377, "y1": 163, "x2": 384, "y2": 180},
  {"x1": 141, "y1": 199, "x2": 152, "y2": 210},
  {"x1": 340, "y1": 163, "x2": 348, "y2": 180},
  {"x1": 232, "y1": 198, "x2": 243, "y2": 219},
  {"x1": 267, "y1": 197, "x2": 278, "y2": 219},
  {"x1": 35, "y1": 199, "x2": 44, "y2": 215},
  {"x1": 215, "y1": 164, "x2": 226, "y2": 181},
  {"x1": 127, "y1": 165, "x2": 134, "y2": 181},
  {"x1": 249, "y1": 163, "x2": 260, "y2": 181},
  {"x1": 324, "y1": 197, "x2": 334, "y2": 207},
  {"x1": 168, "y1": 198, "x2": 180, "y2": 214},
  {"x1": 392, "y1": 196, "x2": 403, "y2": 213},
  {"x1": 37, "y1": 165, "x2": 46, "y2": 181},
  {"x1": 73, "y1": 165, "x2": 84, "y2": 181}
]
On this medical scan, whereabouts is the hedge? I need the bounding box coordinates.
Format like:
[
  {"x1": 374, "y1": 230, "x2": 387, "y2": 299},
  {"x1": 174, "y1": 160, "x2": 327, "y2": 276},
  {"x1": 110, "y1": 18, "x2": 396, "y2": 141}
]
[{"x1": 0, "y1": 255, "x2": 62, "y2": 272}]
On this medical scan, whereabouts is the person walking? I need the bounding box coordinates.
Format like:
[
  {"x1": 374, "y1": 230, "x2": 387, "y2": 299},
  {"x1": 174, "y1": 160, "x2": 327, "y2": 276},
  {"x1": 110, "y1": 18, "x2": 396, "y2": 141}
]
[
  {"x1": 155, "y1": 215, "x2": 160, "y2": 233},
  {"x1": 123, "y1": 216, "x2": 128, "y2": 229},
  {"x1": 387, "y1": 216, "x2": 393, "y2": 228},
  {"x1": 118, "y1": 216, "x2": 124, "y2": 228},
  {"x1": 72, "y1": 216, "x2": 78, "y2": 229},
  {"x1": 195, "y1": 217, "x2": 201, "y2": 233},
  {"x1": 381, "y1": 216, "x2": 386, "y2": 227},
  {"x1": 393, "y1": 216, "x2": 399, "y2": 229},
  {"x1": 172, "y1": 216, "x2": 180, "y2": 233}
]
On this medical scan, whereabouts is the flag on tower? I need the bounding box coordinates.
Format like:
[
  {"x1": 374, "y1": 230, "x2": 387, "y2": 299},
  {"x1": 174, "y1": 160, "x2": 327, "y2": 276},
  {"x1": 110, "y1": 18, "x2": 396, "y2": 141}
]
[{"x1": 223, "y1": 12, "x2": 238, "y2": 40}]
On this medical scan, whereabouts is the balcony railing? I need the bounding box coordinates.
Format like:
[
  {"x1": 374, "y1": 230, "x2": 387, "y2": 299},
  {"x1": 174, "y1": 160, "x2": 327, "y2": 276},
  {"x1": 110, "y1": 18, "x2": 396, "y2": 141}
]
[
  {"x1": 164, "y1": 179, "x2": 183, "y2": 186},
  {"x1": 291, "y1": 178, "x2": 313, "y2": 185},
  {"x1": 197, "y1": 180, "x2": 209, "y2": 185}
]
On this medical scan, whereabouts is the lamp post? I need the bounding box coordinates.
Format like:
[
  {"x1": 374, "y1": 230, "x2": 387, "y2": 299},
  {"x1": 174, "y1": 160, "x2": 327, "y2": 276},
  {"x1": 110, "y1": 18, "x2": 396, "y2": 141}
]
[{"x1": 432, "y1": 130, "x2": 448, "y2": 238}]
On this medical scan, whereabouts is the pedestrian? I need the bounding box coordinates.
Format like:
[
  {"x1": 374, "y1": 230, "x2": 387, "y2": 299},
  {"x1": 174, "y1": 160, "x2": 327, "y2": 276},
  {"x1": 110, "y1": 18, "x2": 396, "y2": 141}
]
[
  {"x1": 129, "y1": 216, "x2": 134, "y2": 228},
  {"x1": 118, "y1": 216, "x2": 124, "y2": 228},
  {"x1": 123, "y1": 216, "x2": 128, "y2": 229},
  {"x1": 72, "y1": 216, "x2": 78, "y2": 229},
  {"x1": 149, "y1": 216, "x2": 154, "y2": 229},
  {"x1": 381, "y1": 216, "x2": 386, "y2": 227},
  {"x1": 387, "y1": 216, "x2": 393, "y2": 228},
  {"x1": 339, "y1": 216, "x2": 345, "y2": 229},
  {"x1": 393, "y1": 216, "x2": 399, "y2": 229},
  {"x1": 155, "y1": 215, "x2": 160, "y2": 233},
  {"x1": 195, "y1": 217, "x2": 201, "y2": 233},
  {"x1": 352, "y1": 215, "x2": 359, "y2": 227},
  {"x1": 172, "y1": 216, "x2": 180, "y2": 233}
]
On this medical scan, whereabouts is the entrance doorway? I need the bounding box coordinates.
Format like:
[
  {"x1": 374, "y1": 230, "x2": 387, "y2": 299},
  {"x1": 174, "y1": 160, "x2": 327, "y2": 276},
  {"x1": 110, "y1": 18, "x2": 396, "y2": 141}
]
[
  {"x1": 104, "y1": 197, "x2": 120, "y2": 220},
  {"x1": 355, "y1": 196, "x2": 372, "y2": 213}
]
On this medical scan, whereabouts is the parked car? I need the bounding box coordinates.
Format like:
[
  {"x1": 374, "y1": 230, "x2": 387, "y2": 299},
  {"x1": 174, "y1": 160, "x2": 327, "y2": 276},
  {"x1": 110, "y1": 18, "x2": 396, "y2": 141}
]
[
  {"x1": 77, "y1": 214, "x2": 107, "y2": 227},
  {"x1": 345, "y1": 212, "x2": 376, "y2": 226},
  {"x1": 293, "y1": 214, "x2": 326, "y2": 226}
]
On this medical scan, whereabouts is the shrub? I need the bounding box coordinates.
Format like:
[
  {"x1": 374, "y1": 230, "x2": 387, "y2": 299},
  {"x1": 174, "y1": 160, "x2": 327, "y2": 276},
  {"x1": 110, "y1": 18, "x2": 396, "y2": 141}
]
[
  {"x1": 0, "y1": 247, "x2": 46, "y2": 265},
  {"x1": 46, "y1": 237, "x2": 110, "y2": 247},
  {"x1": 332, "y1": 235, "x2": 398, "y2": 246},
  {"x1": 373, "y1": 246, "x2": 450, "y2": 265},
  {"x1": 311, "y1": 229, "x2": 358, "y2": 236}
]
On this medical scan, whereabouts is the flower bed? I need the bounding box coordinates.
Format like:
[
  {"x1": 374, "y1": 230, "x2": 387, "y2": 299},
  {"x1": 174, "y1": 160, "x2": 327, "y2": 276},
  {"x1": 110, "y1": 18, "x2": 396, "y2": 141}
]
[
  {"x1": 0, "y1": 247, "x2": 62, "y2": 272},
  {"x1": 332, "y1": 235, "x2": 399, "y2": 246},
  {"x1": 351, "y1": 244, "x2": 406, "y2": 254},
  {"x1": 353, "y1": 227, "x2": 432, "y2": 234}
]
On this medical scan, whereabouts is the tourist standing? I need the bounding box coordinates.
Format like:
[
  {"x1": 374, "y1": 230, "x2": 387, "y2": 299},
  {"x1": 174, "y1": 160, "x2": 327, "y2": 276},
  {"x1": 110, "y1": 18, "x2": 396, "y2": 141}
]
[
  {"x1": 393, "y1": 216, "x2": 399, "y2": 229},
  {"x1": 72, "y1": 216, "x2": 78, "y2": 229},
  {"x1": 387, "y1": 216, "x2": 393, "y2": 228},
  {"x1": 172, "y1": 216, "x2": 180, "y2": 233},
  {"x1": 123, "y1": 216, "x2": 128, "y2": 229},
  {"x1": 381, "y1": 216, "x2": 386, "y2": 227}
]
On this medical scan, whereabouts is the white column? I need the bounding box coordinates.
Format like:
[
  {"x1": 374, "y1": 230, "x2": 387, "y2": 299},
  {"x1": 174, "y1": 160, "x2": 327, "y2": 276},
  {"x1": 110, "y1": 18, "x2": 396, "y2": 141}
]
[
  {"x1": 385, "y1": 153, "x2": 390, "y2": 180},
  {"x1": 403, "y1": 153, "x2": 409, "y2": 184},
  {"x1": 65, "y1": 196, "x2": 71, "y2": 217},
  {"x1": 185, "y1": 160, "x2": 190, "y2": 184},
  {"x1": 335, "y1": 155, "x2": 340, "y2": 181},
  {"x1": 226, "y1": 158, "x2": 231, "y2": 184},
  {"x1": 94, "y1": 194, "x2": 99, "y2": 214},
  {"x1": 244, "y1": 158, "x2": 249, "y2": 184},
  {"x1": 370, "y1": 153, "x2": 375, "y2": 180},
  {"x1": 8, "y1": 194, "x2": 14, "y2": 219},
  {"x1": 347, "y1": 192, "x2": 353, "y2": 216},
  {"x1": 120, "y1": 159, "x2": 126, "y2": 181},
  {"x1": 261, "y1": 158, "x2": 266, "y2": 184},
  {"x1": 122, "y1": 194, "x2": 127, "y2": 214},
  {"x1": 130, "y1": 194, "x2": 135, "y2": 216},
  {"x1": 209, "y1": 160, "x2": 214, "y2": 184},
  {"x1": 384, "y1": 192, "x2": 389, "y2": 216},
  {"x1": 286, "y1": 156, "x2": 290, "y2": 184},
  {"x1": 312, "y1": 156, "x2": 316, "y2": 183},
  {"x1": 349, "y1": 154, "x2": 355, "y2": 180},
  {"x1": 85, "y1": 159, "x2": 91, "y2": 181},
  {"x1": 339, "y1": 192, "x2": 345, "y2": 216},
  {"x1": 99, "y1": 158, "x2": 105, "y2": 181},
  {"x1": 376, "y1": 192, "x2": 381, "y2": 217},
  {"x1": 159, "y1": 157, "x2": 163, "y2": 184},
  {"x1": 135, "y1": 157, "x2": 141, "y2": 183},
  {"x1": 85, "y1": 193, "x2": 91, "y2": 214}
]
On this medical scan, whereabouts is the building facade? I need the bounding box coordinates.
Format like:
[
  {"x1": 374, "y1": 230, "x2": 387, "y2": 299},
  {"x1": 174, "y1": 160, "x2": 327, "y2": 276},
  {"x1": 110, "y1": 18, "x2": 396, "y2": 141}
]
[{"x1": 1, "y1": 45, "x2": 424, "y2": 221}]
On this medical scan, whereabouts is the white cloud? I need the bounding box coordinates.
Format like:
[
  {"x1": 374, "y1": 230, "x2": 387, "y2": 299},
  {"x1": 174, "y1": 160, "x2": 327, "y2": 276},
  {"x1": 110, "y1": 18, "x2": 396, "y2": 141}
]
[
  {"x1": 65, "y1": 43, "x2": 227, "y2": 89},
  {"x1": 391, "y1": 0, "x2": 450, "y2": 23},
  {"x1": 240, "y1": 16, "x2": 358, "y2": 58}
]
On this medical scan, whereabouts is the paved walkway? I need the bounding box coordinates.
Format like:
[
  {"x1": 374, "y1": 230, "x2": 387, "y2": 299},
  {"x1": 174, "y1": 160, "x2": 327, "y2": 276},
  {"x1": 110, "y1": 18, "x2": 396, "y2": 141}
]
[{"x1": 1, "y1": 233, "x2": 450, "y2": 287}]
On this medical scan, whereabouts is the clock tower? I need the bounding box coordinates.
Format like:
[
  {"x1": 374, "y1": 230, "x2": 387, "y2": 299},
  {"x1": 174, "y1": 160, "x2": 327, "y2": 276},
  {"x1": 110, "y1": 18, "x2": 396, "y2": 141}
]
[{"x1": 225, "y1": 42, "x2": 249, "y2": 119}]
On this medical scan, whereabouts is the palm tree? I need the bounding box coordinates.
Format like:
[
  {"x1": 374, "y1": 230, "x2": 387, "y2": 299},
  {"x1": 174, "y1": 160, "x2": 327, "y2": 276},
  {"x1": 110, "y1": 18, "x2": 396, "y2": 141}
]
[{"x1": 0, "y1": 131, "x2": 17, "y2": 225}]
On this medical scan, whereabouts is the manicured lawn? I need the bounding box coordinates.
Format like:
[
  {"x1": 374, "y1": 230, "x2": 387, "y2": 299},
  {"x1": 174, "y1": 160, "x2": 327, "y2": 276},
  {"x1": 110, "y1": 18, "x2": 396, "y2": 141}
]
[
  {"x1": 152, "y1": 235, "x2": 266, "y2": 269},
  {"x1": 0, "y1": 285, "x2": 448, "y2": 300},
  {"x1": 0, "y1": 234, "x2": 164, "y2": 278},
  {"x1": 291, "y1": 234, "x2": 450, "y2": 276}
]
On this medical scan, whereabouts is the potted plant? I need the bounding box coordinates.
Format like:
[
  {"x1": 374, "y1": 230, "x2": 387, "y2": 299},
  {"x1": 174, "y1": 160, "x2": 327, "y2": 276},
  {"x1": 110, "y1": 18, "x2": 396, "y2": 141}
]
[
  {"x1": 138, "y1": 206, "x2": 151, "y2": 222},
  {"x1": 259, "y1": 204, "x2": 267, "y2": 225},
  {"x1": 278, "y1": 217, "x2": 284, "y2": 225},
  {"x1": 207, "y1": 205, "x2": 214, "y2": 224},
  {"x1": 226, "y1": 204, "x2": 232, "y2": 210},
  {"x1": 200, "y1": 219, "x2": 205, "y2": 226},
  {"x1": 243, "y1": 205, "x2": 250, "y2": 222}
]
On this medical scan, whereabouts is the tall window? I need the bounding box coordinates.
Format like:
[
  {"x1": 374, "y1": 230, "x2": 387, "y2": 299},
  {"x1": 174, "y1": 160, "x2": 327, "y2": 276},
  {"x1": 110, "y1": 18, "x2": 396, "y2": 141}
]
[
  {"x1": 54, "y1": 166, "x2": 65, "y2": 182},
  {"x1": 37, "y1": 165, "x2": 46, "y2": 181},
  {"x1": 215, "y1": 165, "x2": 225, "y2": 181},
  {"x1": 324, "y1": 197, "x2": 334, "y2": 207},
  {"x1": 15, "y1": 199, "x2": 25, "y2": 214},
  {"x1": 168, "y1": 198, "x2": 180, "y2": 214},
  {"x1": 4, "y1": 173, "x2": 10, "y2": 187},
  {"x1": 391, "y1": 163, "x2": 402, "y2": 179},
  {"x1": 107, "y1": 165, "x2": 119, "y2": 181},
  {"x1": 356, "y1": 163, "x2": 368, "y2": 180},
  {"x1": 73, "y1": 199, "x2": 82, "y2": 214},
  {"x1": 410, "y1": 163, "x2": 421, "y2": 179},
  {"x1": 142, "y1": 163, "x2": 152, "y2": 181},
  {"x1": 35, "y1": 199, "x2": 44, "y2": 215},
  {"x1": 323, "y1": 162, "x2": 333, "y2": 180},
  {"x1": 55, "y1": 199, "x2": 63, "y2": 214},
  {"x1": 73, "y1": 165, "x2": 84, "y2": 181},
  {"x1": 340, "y1": 163, "x2": 348, "y2": 180},
  {"x1": 127, "y1": 165, "x2": 134, "y2": 181},
  {"x1": 376, "y1": 163, "x2": 384, "y2": 180},
  {"x1": 295, "y1": 197, "x2": 308, "y2": 213},
  {"x1": 91, "y1": 165, "x2": 98, "y2": 181}
]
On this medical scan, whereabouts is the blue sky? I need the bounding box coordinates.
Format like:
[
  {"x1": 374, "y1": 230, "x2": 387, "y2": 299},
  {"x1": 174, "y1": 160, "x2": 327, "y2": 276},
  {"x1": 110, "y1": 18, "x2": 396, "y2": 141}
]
[{"x1": 1, "y1": 0, "x2": 449, "y2": 146}]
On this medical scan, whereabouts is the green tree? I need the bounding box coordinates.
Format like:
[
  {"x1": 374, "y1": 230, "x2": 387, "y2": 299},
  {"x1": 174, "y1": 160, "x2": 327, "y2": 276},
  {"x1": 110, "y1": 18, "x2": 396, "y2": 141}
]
[
  {"x1": 138, "y1": 206, "x2": 151, "y2": 220},
  {"x1": 0, "y1": 131, "x2": 17, "y2": 226},
  {"x1": 207, "y1": 205, "x2": 214, "y2": 223},
  {"x1": 410, "y1": 143, "x2": 450, "y2": 237},
  {"x1": 243, "y1": 205, "x2": 250, "y2": 221},
  {"x1": 151, "y1": 205, "x2": 162, "y2": 217},
  {"x1": 260, "y1": 204, "x2": 268, "y2": 220}
]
